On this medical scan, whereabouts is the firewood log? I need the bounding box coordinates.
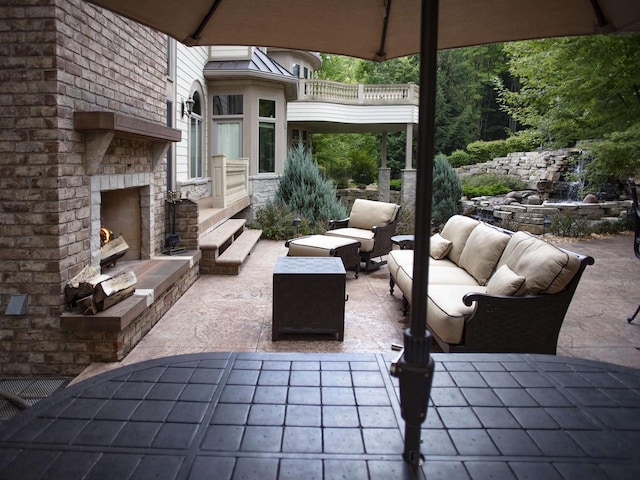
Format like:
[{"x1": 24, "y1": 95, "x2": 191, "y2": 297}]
[{"x1": 93, "y1": 270, "x2": 137, "y2": 305}]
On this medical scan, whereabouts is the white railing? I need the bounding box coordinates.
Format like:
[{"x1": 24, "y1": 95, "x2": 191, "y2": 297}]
[
  {"x1": 298, "y1": 80, "x2": 419, "y2": 105},
  {"x1": 210, "y1": 154, "x2": 249, "y2": 208}
]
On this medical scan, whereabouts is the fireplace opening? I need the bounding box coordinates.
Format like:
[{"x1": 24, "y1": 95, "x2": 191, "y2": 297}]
[{"x1": 101, "y1": 188, "x2": 142, "y2": 262}]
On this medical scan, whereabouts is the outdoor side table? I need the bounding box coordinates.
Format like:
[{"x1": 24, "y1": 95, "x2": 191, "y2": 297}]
[
  {"x1": 391, "y1": 234, "x2": 415, "y2": 250},
  {"x1": 272, "y1": 256, "x2": 346, "y2": 341}
]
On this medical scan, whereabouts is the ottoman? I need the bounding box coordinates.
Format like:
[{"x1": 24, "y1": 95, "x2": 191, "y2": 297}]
[
  {"x1": 272, "y1": 256, "x2": 346, "y2": 341},
  {"x1": 285, "y1": 234, "x2": 361, "y2": 278}
]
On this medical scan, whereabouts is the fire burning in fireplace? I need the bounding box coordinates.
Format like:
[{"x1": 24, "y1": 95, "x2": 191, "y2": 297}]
[{"x1": 100, "y1": 226, "x2": 113, "y2": 247}]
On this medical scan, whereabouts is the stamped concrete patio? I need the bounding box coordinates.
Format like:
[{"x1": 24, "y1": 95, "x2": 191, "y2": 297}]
[{"x1": 74, "y1": 233, "x2": 640, "y2": 383}]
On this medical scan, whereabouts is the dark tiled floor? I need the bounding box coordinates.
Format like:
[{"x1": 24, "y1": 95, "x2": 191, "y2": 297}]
[{"x1": 1, "y1": 352, "x2": 639, "y2": 479}]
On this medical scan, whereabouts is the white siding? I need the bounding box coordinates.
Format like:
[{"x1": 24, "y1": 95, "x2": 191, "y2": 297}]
[{"x1": 175, "y1": 43, "x2": 209, "y2": 182}]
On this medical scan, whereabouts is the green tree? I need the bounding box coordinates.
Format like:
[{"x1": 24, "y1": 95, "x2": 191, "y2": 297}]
[
  {"x1": 276, "y1": 144, "x2": 347, "y2": 227},
  {"x1": 497, "y1": 34, "x2": 640, "y2": 146},
  {"x1": 432, "y1": 155, "x2": 463, "y2": 227}
]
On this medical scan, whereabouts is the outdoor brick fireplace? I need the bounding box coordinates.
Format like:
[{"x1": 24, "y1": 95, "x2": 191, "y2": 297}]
[{"x1": 91, "y1": 175, "x2": 153, "y2": 268}]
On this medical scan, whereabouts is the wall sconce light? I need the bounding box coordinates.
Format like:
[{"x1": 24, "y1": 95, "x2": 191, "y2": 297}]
[{"x1": 181, "y1": 96, "x2": 195, "y2": 118}]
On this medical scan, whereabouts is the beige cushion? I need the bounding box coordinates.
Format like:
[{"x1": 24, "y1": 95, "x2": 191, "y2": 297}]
[
  {"x1": 347, "y1": 199, "x2": 398, "y2": 230},
  {"x1": 458, "y1": 223, "x2": 511, "y2": 285},
  {"x1": 439, "y1": 215, "x2": 479, "y2": 265},
  {"x1": 288, "y1": 235, "x2": 360, "y2": 257},
  {"x1": 325, "y1": 227, "x2": 375, "y2": 252},
  {"x1": 498, "y1": 231, "x2": 581, "y2": 295},
  {"x1": 486, "y1": 265, "x2": 525, "y2": 296},
  {"x1": 430, "y1": 233, "x2": 452, "y2": 260},
  {"x1": 428, "y1": 265, "x2": 480, "y2": 286},
  {"x1": 427, "y1": 284, "x2": 487, "y2": 344},
  {"x1": 388, "y1": 250, "x2": 414, "y2": 279}
]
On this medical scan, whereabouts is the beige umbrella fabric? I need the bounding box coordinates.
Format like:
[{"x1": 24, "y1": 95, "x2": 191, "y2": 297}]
[{"x1": 86, "y1": 0, "x2": 640, "y2": 61}]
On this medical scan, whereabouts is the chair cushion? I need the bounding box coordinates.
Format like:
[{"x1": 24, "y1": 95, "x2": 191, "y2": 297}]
[
  {"x1": 439, "y1": 215, "x2": 480, "y2": 265},
  {"x1": 430, "y1": 233, "x2": 452, "y2": 260},
  {"x1": 347, "y1": 199, "x2": 398, "y2": 230},
  {"x1": 498, "y1": 231, "x2": 581, "y2": 295},
  {"x1": 325, "y1": 228, "x2": 375, "y2": 252},
  {"x1": 486, "y1": 265, "x2": 525, "y2": 296},
  {"x1": 458, "y1": 223, "x2": 511, "y2": 285}
]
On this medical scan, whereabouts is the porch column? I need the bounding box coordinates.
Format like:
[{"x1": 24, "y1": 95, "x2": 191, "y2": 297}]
[
  {"x1": 405, "y1": 123, "x2": 413, "y2": 169},
  {"x1": 378, "y1": 132, "x2": 390, "y2": 202},
  {"x1": 401, "y1": 124, "x2": 416, "y2": 205}
]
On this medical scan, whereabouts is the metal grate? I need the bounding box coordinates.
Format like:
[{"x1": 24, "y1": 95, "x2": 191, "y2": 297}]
[{"x1": 0, "y1": 377, "x2": 72, "y2": 421}]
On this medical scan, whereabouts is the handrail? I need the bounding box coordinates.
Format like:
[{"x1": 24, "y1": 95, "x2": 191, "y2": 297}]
[{"x1": 298, "y1": 80, "x2": 419, "y2": 105}]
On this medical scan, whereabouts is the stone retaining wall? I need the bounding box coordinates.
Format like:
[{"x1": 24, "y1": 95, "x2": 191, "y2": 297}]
[{"x1": 456, "y1": 149, "x2": 576, "y2": 192}]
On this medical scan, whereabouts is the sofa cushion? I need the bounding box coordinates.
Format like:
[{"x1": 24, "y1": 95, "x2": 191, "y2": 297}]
[
  {"x1": 325, "y1": 228, "x2": 375, "y2": 252},
  {"x1": 439, "y1": 215, "x2": 480, "y2": 265},
  {"x1": 427, "y1": 284, "x2": 487, "y2": 344},
  {"x1": 347, "y1": 199, "x2": 398, "y2": 230},
  {"x1": 430, "y1": 234, "x2": 452, "y2": 260},
  {"x1": 486, "y1": 265, "x2": 526, "y2": 296},
  {"x1": 388, "y1": 250, "x2": 414, "y2": 279},
  {"x1": 498, "y1": 231, "x2": 581, "y2": 295},
  {"x1": 458, "y1": 223, "x2": 511, "y2": 285}
]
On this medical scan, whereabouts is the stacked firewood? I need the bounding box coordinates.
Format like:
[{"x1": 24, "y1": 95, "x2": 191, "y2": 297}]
[{"x1": 66, "y1": 265, "x2": 137, "y2": 315}]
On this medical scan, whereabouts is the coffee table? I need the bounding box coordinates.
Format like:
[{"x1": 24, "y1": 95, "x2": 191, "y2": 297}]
[{"x1": 272, "y1": 256, "x2": 346, "y2": 341}]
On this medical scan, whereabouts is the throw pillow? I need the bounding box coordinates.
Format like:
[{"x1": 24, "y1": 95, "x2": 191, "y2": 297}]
[
  {"x1": 486, "y1": 264, "x2": 525, "y2": 296},
  {"x1": 430, "y1": 234, "x2": 453, "y2": 260}
]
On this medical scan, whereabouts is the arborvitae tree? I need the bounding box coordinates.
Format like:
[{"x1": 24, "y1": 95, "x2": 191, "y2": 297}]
[
  {"x1": 276, "y1": 144, "x2": 347, "y2": 228},
  {"x1": 432, "y1": 154, "x2": 463, "y2": 228}
]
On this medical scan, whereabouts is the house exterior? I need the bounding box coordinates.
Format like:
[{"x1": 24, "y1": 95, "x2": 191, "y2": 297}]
[{"x1": 0, "y1": 0, "x2": 418, "y2": 375}]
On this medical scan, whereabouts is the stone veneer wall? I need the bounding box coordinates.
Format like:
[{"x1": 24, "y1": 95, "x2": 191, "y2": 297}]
[{"x1": 0, "y1": 1, "x2": 170, "y2": 375}]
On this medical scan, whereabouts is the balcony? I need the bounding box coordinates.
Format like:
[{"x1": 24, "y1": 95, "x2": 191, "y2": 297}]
[
  {"x1": 297, "y1": 80, "x2": 419, "y2": 105},
  {"x1": 289, "y1": 80, "x2": 420, "y2": 134}
]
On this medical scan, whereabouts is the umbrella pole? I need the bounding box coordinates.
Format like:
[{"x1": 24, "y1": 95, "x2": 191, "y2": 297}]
[{"x1": 390, "y1": 0, "x2": 438, "y2": 467}]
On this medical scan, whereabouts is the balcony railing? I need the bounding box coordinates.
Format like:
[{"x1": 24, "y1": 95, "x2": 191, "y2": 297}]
[
  {"x1": 210, "y1": 154, "x2": 249, "y2": 208},
  {"x1": 298, "y1": 80, "x2": 419, "y2": 105}
]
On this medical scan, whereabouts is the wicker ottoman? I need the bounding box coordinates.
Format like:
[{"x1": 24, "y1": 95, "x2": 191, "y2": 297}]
[
  {"x1": 285, "y1": 234, "x2": 361, "y2": 278},
  {"x1": 272, "y1": 256, "x2": 346, "y2": 341}
]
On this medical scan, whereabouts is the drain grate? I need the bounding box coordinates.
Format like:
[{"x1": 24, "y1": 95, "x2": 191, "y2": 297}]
[{"x1": 0, "y1": 377, "x2": 72, "y2": 421}]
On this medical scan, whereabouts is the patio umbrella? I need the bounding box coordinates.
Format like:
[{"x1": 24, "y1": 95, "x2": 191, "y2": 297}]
[{"x1": 85, "y1": 0, "x2": 640, "y2": 466}]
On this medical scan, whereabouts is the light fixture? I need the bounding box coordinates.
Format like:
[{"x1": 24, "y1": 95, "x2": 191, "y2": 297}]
[{"x1": 181, "y1": 95, "x2": 195, "y2": 118}]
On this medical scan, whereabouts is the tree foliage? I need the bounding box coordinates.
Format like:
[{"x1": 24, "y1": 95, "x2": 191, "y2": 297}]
[
  {"x1": 432, "y1": 155, "x2": 463, "y2": 227},
  {"x1": 497, "y1": 34, "x2": 640, "y2": 146},
  {"x1": 275, "y1": 144, "x2": 347, "y2": 227}
]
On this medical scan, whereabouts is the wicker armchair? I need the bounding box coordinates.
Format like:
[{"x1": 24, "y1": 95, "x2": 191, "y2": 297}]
[{"x1": 326, "y1": 199, "x2": 400, "y2": 272}]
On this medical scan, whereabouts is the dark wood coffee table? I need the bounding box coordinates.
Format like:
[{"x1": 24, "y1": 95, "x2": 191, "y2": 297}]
[{"x1": 272, "y1": 256, "x2": 346, "y2": 341}]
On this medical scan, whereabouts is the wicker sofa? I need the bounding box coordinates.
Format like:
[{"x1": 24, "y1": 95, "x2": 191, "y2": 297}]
[{"x1": 388, "y1": 215, "x2": 594, "y2": 354}]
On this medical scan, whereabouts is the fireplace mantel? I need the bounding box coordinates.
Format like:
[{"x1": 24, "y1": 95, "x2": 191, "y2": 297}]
[{"x1": 74, "y1": 111, "x2": 181, "y2": 175}]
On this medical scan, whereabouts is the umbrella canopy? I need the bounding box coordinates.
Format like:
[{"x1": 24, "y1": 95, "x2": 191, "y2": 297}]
[{"x1": 86, "y1": 0, "x2": 640, "y2": 61}]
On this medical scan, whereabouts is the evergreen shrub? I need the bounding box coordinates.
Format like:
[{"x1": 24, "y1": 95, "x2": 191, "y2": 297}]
[
  {"x1": 432, "y1": 155, "x2": 463, "y2": 228},
  {"x1": 275, "y1": 144, "x2": 347, "y2": 229}
]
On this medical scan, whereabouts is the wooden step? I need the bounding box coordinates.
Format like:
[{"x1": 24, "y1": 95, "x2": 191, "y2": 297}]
[{"x1": 200, "y1": 229, "x2": 262, "y2": 275}]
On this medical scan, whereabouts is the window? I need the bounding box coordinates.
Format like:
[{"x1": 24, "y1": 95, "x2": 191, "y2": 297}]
[
  {"x1": 213, "y1": 94, "x2": 243, "y2": 115},
  {"x1": 292, "y1": 63, "x2": 300, "y2": 78},
  {"x1": 189, "y1": 91, "x2": 203, "y2": 178},
  {"x1": 259, "y1": 99, "x2": 276, "y2": 173},
  {"x1": 304, "y1": 67, "x2": 310, "y2": 79},
  {"x1": 212, "y1": 94, "x2": 243, "y2": 159}
]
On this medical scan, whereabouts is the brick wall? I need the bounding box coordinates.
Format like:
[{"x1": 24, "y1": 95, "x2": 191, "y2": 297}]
[{"x1": 0, "y1": 0, "x2": 171, "y2": 375}]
